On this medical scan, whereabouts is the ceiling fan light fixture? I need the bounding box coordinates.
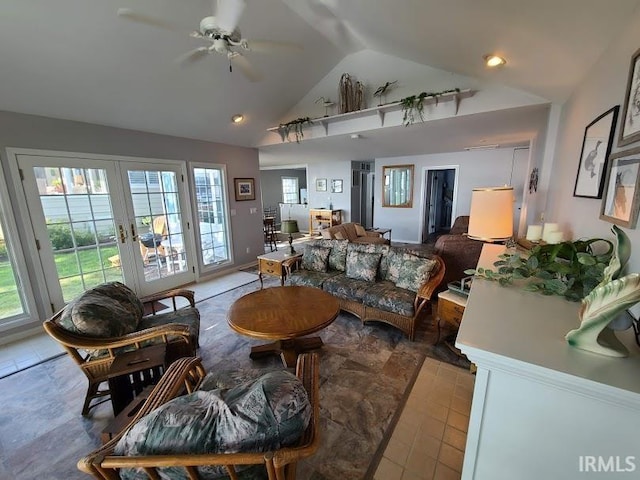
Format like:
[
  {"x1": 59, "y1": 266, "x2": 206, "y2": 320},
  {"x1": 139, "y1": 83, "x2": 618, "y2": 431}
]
[
  {"x1": 231, "y1": 114, "x2": 244, "y2": 124},
  {"x1": 484, "y1": 54, "x2": 506, "y2": 67}
]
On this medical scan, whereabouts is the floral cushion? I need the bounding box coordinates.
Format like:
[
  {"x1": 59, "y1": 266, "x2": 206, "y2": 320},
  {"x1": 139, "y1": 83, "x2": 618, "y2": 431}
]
[
  {"x1": 307, "y1": 239, "x2": 348, "y2": 271},
  {"x1": 115, "y1": 370, "x2": 311, "y2": 480},
  {"x1": 58, "y1": 282, "x2": 143, "y2": 337},
  {"x1": 345, "y1": 251, "x2": 381, "y2": 282},
  {"x1": 301, "y1": 245, "x2": 331, "y2": 272},
  {"x1": 138, "y1": 307, "x2": 201, "y2": 347},
  {"x1": 362, "y1": 281, "x2": 416, "y2": 317},
  {"x1": 287, "y1": 270, "x2": 340, "y2": 288},
  {"x1": 395, "y1": 255, "x2": 438, "y2": 293},
  {"x1": 323, "y1": 274, "x2": 371, "y2": 302},
  {"x1": 347, "y1": 243, "x2": 390, "y2": 279}
]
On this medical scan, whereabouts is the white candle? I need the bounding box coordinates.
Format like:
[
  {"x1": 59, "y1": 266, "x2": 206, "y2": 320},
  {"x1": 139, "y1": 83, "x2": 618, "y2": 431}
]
[
  {"x1": 525, "y1": 225, "x2": 543, "y2": 241},
  {"x1": 542, "y1": 223, "x2": 560, "y2": 242},
  {"x1": 546, "y1": 231, "x2": 564, "y2": 244}
]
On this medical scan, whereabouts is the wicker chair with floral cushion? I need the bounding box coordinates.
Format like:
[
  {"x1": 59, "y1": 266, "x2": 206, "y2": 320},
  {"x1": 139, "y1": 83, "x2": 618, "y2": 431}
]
[
  {"x1": 43, "y1": 281, "x2": 200, "y2": 416},
  {"x1": 78, "y1": 353, "x2": 320, "y2": 480}
]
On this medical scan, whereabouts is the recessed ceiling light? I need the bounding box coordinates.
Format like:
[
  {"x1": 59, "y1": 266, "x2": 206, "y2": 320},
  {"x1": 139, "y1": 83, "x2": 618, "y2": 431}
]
[
  {"x1": 350, "y1": 134, "x2": 361, "y2": 139},
  {"x1": 231, "y1": 114, "x2": 244, "y2": 124},
  {"x1": 483, "y1": 54, "x2": 506, "y2": 67}
]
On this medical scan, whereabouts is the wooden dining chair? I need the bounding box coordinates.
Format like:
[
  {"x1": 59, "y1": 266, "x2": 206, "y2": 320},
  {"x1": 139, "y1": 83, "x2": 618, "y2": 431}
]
[{"x1": 264, "y1": 217, "x2": 278, "y2": 252}]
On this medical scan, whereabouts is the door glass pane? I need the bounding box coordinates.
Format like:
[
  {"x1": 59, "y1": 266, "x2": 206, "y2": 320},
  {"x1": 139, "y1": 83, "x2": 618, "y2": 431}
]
[
  {"x1": 128, "y1": 169, "x2": 187, "y2": 281},
  {"x1": 0, "y1": 221, "x2": 27, "y2": 319},
  {"x1": 193, "y1": 167, "x2": 231, "y2": 266},
  {"x1": 35, "y1": 166, "x2": 123, "y2": 302}
]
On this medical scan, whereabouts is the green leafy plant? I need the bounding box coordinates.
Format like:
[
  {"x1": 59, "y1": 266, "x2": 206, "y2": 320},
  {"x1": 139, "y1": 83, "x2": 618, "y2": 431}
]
[
  {"x1": 465, "y1": 237, "x2": 616, "y2": 302},
  {"x1": 277, "y1": 117, "x2": 312, "y2": 143},
  {"x1": 400, "y1": 88, "x2": 460, "y2": 126}
]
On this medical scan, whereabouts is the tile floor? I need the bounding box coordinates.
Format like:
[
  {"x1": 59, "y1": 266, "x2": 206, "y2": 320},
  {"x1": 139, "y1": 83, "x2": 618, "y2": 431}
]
[
  {"x1": 374, "y1": 357, "x2": 474, "y2": 480},
  {"x1": 0, "y1": 332, "x2": 64, "y2": 378}
]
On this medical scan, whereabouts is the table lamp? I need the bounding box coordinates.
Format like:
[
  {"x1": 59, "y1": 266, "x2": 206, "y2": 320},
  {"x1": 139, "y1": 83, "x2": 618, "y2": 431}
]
[
  {"x1": 467, "y1": 186, "x2": 514, "y2": 242},
  {"x1": 281, "y1": 220, "x2": 300, "y2": 256}
]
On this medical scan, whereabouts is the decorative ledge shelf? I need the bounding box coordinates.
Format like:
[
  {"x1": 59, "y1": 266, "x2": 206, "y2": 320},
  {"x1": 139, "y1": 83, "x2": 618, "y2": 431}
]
[{"x1": 267, "y1": 89, "x2": 474, "y2": 141}]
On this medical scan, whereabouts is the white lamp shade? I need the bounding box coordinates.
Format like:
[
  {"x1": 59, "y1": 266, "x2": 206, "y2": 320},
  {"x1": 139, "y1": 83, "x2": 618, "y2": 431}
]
[{"x1": 468, "y1": 187, "x2": 514, "y2": 241}]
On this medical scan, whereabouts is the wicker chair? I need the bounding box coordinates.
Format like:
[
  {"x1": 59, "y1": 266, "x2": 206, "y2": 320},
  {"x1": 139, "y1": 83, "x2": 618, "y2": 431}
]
[
  {"x1": 78, "y1": 353, "x2": 320, "y2": 480},
  {"x1": 43, "y1": 286, "x2": 199, "y2": 416}
]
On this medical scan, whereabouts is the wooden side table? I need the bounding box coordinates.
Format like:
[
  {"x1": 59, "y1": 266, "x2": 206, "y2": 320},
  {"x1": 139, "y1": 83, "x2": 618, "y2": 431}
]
[
  {"x1": 436, "y1": 290, "x2": 467, "y2": 344},
  {"x1": 107, "y1": 344, "x2": 167, "y2": 416},
  {"x1": 257, "y1": 250, "x2": 303, "y2": 288}
]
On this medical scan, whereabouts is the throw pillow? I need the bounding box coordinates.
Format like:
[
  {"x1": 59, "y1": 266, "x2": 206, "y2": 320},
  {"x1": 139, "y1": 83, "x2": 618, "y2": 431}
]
[
  {"x1": 301, "y1": 245, "x2": 331, "y2": 272},
  {"x1": 320, "y1": 230, "x2": 333, "y2": 239},
  {"x1": 115, "y1": 370, "x2": 311, "y2": 480},
  {"x1": 354, "y1": 224, "x2": 367, "y2": 237},
  {"x1": 395, "y1": 255, "x2": 438, "y2": 293},
  {"x1": 346, "y1": 251, "x2": 382, "y2": 282},
  {"x1": 334, "y1": 231, "x2": 345, "y2": 240}
]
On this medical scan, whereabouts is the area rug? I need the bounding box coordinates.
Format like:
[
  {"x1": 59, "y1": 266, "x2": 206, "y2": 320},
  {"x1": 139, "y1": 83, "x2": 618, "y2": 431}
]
[{"x1": 0, "y1": 275, "x2": 461, "y2": 479}]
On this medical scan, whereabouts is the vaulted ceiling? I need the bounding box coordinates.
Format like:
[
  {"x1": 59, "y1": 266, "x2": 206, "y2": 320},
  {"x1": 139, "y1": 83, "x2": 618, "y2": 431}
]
[{"x1": 1, "y1": 0, "x2": 639, "y2": 160}]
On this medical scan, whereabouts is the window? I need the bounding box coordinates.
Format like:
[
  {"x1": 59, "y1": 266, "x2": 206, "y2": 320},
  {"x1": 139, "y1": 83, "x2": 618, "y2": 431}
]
[{"x1": 282, "y1": 177, "x2": 299, "y2": 204}]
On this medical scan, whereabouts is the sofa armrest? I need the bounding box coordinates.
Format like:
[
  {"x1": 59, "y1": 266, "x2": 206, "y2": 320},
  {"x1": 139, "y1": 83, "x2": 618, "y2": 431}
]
[
  {"x1": 416, "y1": 255, "x2": 446, "y2": 301},
  {"x1": 282, "y1": 256, "x2": 302, "y2": 277},
  {"x1": 434, "y1": 234, "x2": 484, "y2": 288}
]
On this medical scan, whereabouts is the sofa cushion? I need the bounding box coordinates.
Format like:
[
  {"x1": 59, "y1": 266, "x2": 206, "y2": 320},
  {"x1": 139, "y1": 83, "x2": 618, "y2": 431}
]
[
  {"x1": 115, "y1": 370, "x2": 311, "y2": 480},
  {"x1": 354, "y1": 224, "x2": 367, "y2": 237},
  {"x1": 352, "y1": 235, "x2": 389, "y2": 245},
  {"x1": 341, "y1": 223, "x2": 359, "y2": 242},
  {"x1": 287, "y1": 270, "x2": 340, "y2": 288},
  {"x1": 395, "y1": 255, "x2": 438, "y2": 293},
  {"x1": 334, "y1": 231, "x2": 345, "y2": 240},
  {"x1": 323, "y1": 274, "x2": 373, "y2": 303},
  {"x1": 346, "y1": 251, "x2": 381, "y2": 282},
  {"x1": 363, "y1": 281, "x2": 416, "y2": 317},
  {"x1": 301, "y1": 245, "x2": 331, "y2": 272},
  {"x1": 347, "y1": 243, "x2": 390, "y2": 279},
  {"x1": 320, "y1": 229, "x2": 333, "y2": 239},
  {"x1": 307, "y1": 239, "x2": 348, "y2": 271},
  {"x1": 138, "y1": 306, "x2": 201, "y2": 346},
  {"x1": 58, "y1": 282, "x2": 143, "y2": 337}
]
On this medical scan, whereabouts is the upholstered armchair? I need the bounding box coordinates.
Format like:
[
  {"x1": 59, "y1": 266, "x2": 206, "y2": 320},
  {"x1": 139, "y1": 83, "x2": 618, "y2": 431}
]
[
  {"x1": 43, "y1": 282, "x2": 200, "y2": 416},
  {"x1": 434, "y1": 216, "x2": 484, "y2": 289},
  {"x1": 78, "y1": 353, "x2": 320, "y2": 480}
]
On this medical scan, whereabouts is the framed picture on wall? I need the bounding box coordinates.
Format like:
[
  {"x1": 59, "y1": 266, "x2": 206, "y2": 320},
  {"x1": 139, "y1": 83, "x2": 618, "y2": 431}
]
[
  {"x1": 316, "y1": 178, "x2": 327, "y2": 191},
  {"x1": 619, "y1": 47, "x2": 640, "y2": 147},
  {"x1": 234, "y1": 178, "x2": 255, "y2": 201},
  {"x1": 599, "y1": 146, "x2": 640, "y2": 228},
  {"x1": 331, "y1": 179, "x2": 343, "y2": 193},
  {"x1": 573, "y1": 105, "x2": 619, "y2": 198}
]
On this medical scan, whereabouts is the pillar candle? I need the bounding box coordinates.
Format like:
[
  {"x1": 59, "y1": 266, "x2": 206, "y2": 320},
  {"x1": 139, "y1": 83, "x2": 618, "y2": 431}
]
[
  {"x1": 525, "y1": 225, "x2": 543, "y2": 241},
  {"x1": 546, "y1": 231, "x2": 564, "y2": 244},
  {"x1": 542, "y1": 223, "x2": 560, "y2": 242}
]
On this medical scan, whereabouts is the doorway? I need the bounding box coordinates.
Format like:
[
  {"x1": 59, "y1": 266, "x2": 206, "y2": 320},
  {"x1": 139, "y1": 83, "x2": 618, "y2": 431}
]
[
  {"x1": 351, "y1": 161, "x2": 374, "y2": 228},
  {"x1": 14, "y1": 151, "x2": 195, "y2": 311},
  {"x1": 422, "y1": 167, "x2": 458, "y2": 243}
]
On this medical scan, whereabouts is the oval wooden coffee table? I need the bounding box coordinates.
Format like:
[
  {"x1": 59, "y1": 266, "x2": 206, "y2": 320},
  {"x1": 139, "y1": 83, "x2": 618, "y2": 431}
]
[{"x1": 227, "y1": 286, "x2": 340, "y2": 367}]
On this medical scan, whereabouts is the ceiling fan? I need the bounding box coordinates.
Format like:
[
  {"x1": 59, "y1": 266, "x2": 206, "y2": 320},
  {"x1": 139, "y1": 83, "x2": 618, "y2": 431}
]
[{"x1": 117, "y1": 0, "x2": 302, "y2": 82}]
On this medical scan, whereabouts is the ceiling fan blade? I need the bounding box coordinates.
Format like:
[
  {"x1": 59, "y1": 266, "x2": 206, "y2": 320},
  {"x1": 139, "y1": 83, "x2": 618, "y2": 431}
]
[
  {"x1": 244, "y1": 40, "x2": 303, "y2": 54},
  {"x1": 176, "y1": 47, "x2": 210, "y2": 65},
  {"x1": 117, "y1": 8, "x2": 182, "y2": 32},
  {"x1": 216, "y1": 0, "x2": 246, "y2": 33},
  {"x1": 229, "y1": 53, "x2": 262, "y2": 82}
]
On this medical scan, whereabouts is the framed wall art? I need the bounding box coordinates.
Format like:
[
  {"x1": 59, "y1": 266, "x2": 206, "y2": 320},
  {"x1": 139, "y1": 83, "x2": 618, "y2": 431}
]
[
  {"x1": 600, "y1": 146, "x2": 640, "y2": 228},
  {"x1": 234, "y1": 178, "x2": 255, "y2": 201},
  {"x1": 331, "y1": 179, "x2": 343, "y2": 193},
  {"x1": 573, "y1": 105, "x2": 619, "y2": 198},
  {"x1": 618, "y1": 47, "x2": 640, "y2": 147},
  {"x1": 316, "y1": 178, "x2": 327, "y2": 192}
]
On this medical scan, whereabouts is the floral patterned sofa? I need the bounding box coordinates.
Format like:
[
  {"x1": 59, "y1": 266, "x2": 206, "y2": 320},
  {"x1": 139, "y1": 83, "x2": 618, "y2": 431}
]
[{"x1": 284, "y1": 240, "x2": 445, "y2": 340}]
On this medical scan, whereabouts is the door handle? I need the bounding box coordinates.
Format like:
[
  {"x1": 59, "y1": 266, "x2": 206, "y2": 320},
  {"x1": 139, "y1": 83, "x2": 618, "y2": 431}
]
[
  {"x1": 118, "y1": 224, "x2": 127, "y2": 243},
  {"x1": 131, "y1": 223, "x2": 138, "y2": 241}
]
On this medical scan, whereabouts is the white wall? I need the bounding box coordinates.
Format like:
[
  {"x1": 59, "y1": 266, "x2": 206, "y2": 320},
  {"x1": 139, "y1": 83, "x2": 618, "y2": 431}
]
[
  {"x1": 375, "y1": 148, "x2": 522, "y2": 243},
  {"x1": 547, "y1": 5, "x2": 640, "y2": 272},
  {"x1": 306, "y1": 160, "x2": 353, "y2": 221}
]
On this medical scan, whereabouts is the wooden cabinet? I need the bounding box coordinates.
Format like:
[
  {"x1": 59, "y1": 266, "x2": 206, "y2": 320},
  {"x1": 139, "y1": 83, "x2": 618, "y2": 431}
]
[{"x1": 309, "y1": 209, "x2": 342, "y2": 235}]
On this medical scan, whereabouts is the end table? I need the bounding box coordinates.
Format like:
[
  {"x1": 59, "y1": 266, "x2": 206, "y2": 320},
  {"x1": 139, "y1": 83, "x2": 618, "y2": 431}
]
[{"x1": 257, "y1": 250, "x2": 303, "y2": 288}]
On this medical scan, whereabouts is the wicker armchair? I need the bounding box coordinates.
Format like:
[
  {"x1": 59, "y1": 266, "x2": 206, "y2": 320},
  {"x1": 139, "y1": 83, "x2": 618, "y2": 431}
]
[
  {"x1": 78, "y1": 353, "x2": 320, "y2": 480},
  {"x1": 43, "y1": 284, "x2": 200, "y2": 416}
]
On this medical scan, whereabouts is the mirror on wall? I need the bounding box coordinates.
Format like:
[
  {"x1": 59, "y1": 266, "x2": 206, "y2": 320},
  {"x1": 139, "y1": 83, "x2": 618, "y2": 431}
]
[{"x1": 382, "y1": 164, "x2": 414, "y2": 208}]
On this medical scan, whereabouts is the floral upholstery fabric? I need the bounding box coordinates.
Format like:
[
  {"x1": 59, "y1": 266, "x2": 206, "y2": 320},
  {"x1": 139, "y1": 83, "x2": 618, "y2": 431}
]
[
  {"x1": 362, "y1": 281, "x2": 415, "y2": 317},
  {"x1": 395, "y1": 255, "x2": 437, "y2": 293},
  {"x1": 58, "y1": 282, "x2": 143, "y2": 337},
  {"x1": 345, "y1": 251, "x2": 381, "y2": 282},
  {"x1": 138, "y1": 307, "x2": 201, "y2": 347},
  {"x1": 115, "y1": 370, "x2": 311, "y2": 480},
  {"x1": 347, "y1": 243, "x2": 390, "y2": 279},
  {"x1": 323, "y1": 274, "x2": 372, "y2": 302},
  {"x1": 287, "y1": 270, "x2": 339, "y2": 288},
  {"x1": 301, "y1": 245, "x2": 331, "y2": 272},
  {"x1": 306, "y1": 239, "x2": 348, "y2": 271}
]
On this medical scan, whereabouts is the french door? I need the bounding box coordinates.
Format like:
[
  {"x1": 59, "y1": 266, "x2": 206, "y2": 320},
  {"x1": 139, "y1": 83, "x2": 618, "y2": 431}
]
[{"x1": 16, "y1": 152, "x2": 194, "y2": 311}]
